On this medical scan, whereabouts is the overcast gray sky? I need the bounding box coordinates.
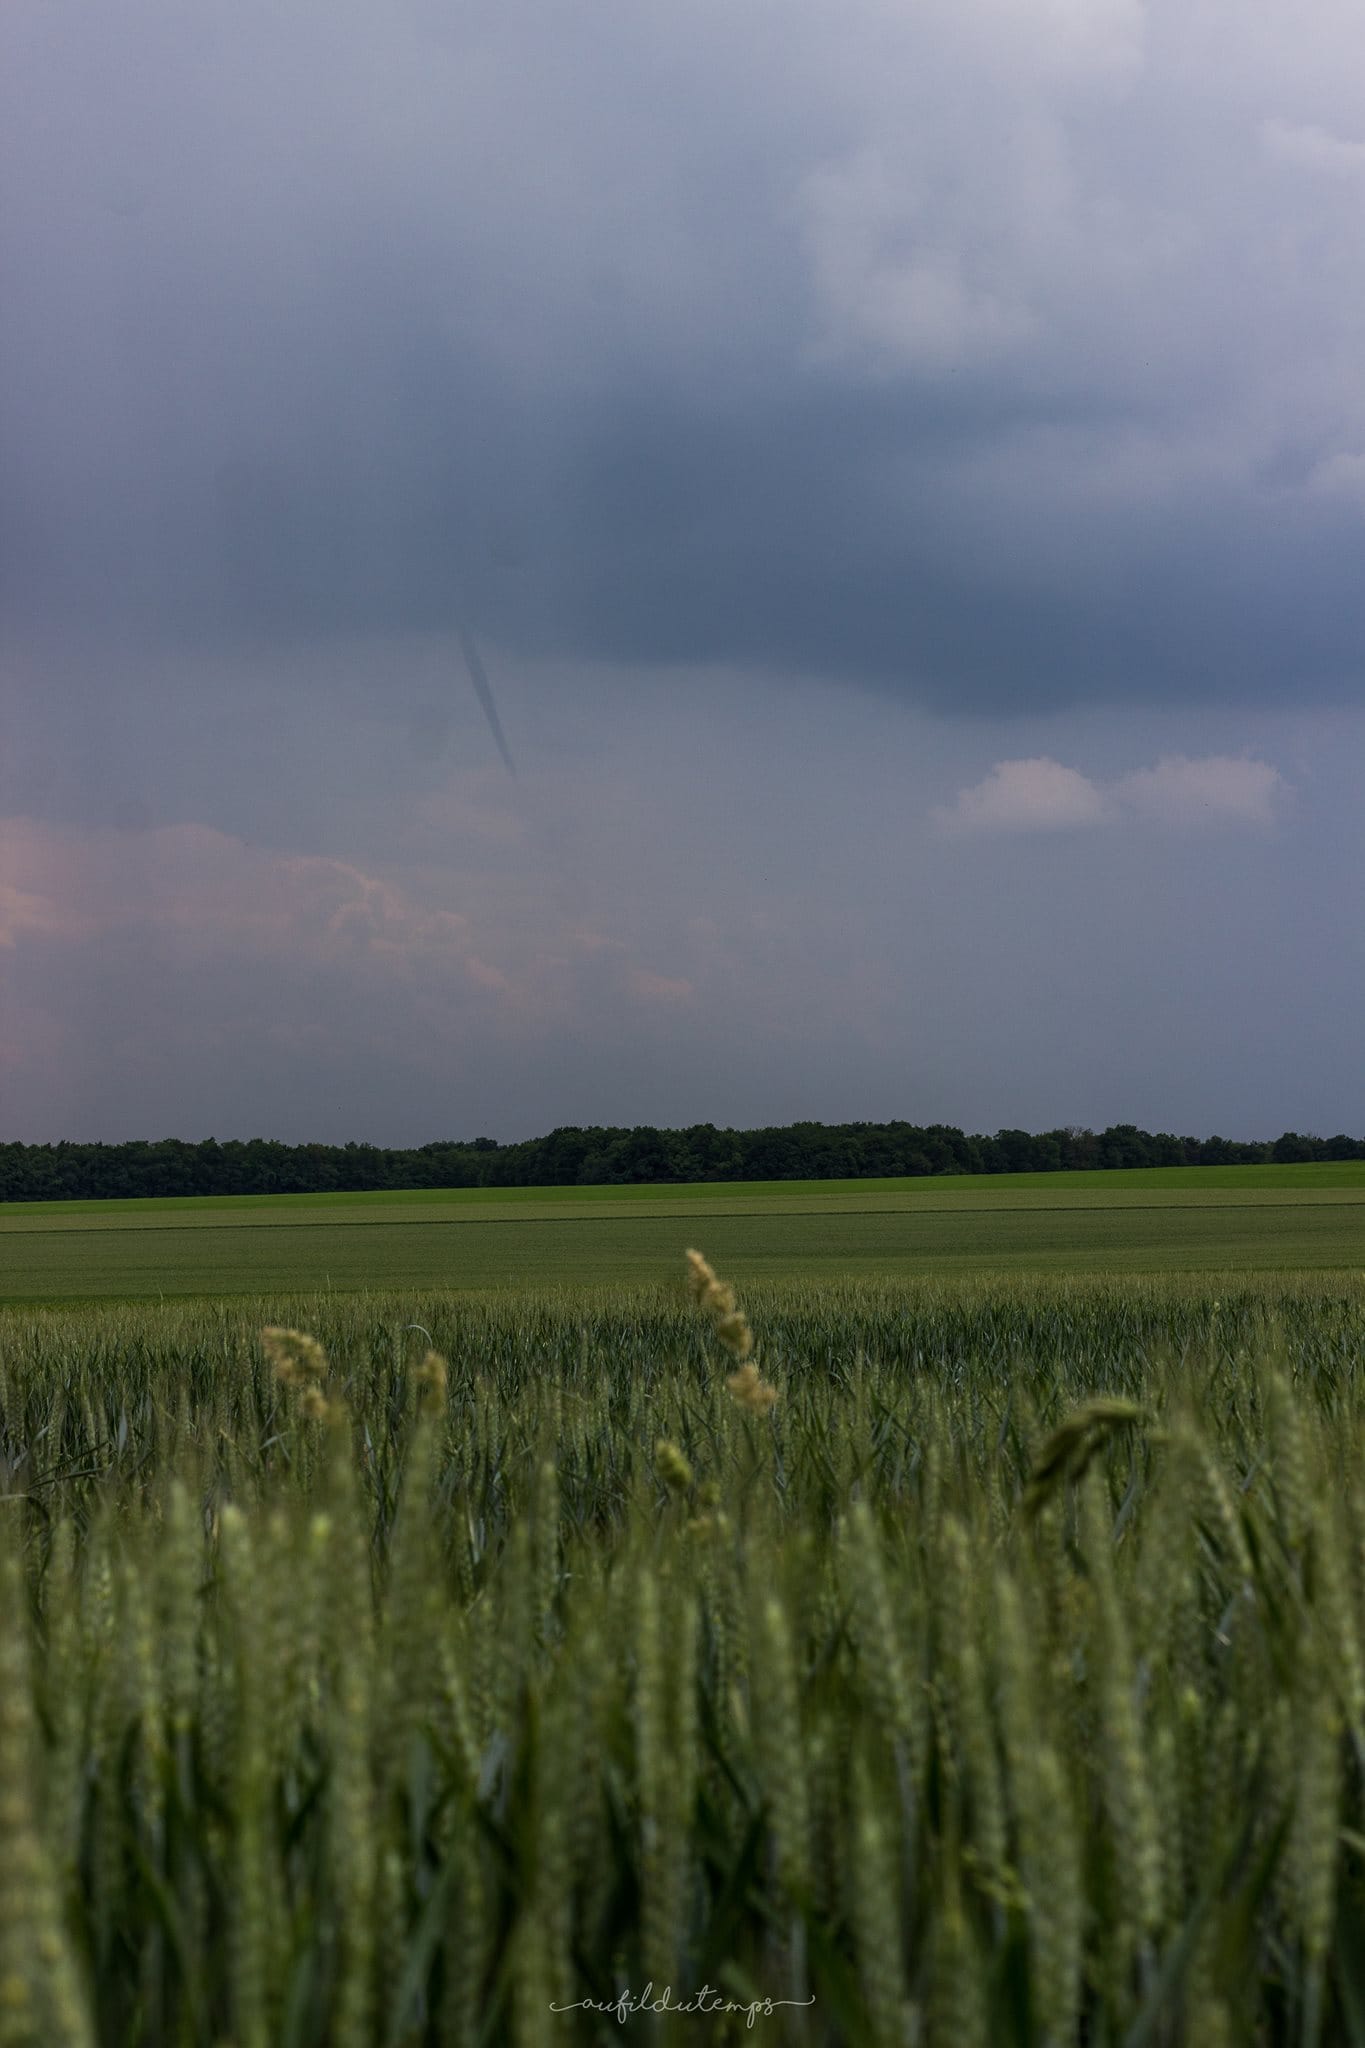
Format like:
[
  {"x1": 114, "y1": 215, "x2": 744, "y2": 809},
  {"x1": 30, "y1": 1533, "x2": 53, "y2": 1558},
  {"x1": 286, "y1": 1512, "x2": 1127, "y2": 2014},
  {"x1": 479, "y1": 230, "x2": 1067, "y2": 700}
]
[{"x1": 3, "y1": 0, "x2": 1363, "y2": 1146}]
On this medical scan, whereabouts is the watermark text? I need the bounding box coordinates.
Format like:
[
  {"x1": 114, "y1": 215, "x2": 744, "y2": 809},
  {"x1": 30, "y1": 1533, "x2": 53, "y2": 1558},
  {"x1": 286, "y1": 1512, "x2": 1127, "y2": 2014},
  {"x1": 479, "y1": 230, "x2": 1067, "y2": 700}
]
[{"x1": 551, "y1": 1984, "x2": 815, "y2": 2029}]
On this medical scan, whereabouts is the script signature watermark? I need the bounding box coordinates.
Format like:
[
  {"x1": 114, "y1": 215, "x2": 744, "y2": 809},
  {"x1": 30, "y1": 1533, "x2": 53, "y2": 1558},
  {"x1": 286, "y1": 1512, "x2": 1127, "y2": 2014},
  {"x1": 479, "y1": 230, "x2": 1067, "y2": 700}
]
[{"x1": 551, "y1": 1984, "x2": 815, "y2": 2029}]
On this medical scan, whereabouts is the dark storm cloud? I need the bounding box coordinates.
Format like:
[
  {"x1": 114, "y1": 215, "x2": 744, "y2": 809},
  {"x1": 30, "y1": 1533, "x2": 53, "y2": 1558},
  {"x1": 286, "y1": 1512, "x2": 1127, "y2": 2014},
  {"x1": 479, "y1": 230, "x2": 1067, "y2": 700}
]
[{"x1": 7, "y1": 0, "x2": 1365, "y2": 714}]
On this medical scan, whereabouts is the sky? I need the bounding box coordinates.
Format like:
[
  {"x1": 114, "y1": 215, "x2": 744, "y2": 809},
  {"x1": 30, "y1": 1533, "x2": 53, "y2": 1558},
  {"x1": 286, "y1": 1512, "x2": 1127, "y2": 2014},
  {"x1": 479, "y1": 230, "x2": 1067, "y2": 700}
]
[{"x1": 3, "y1": 0, "x2": 1364, "y2": 1147}]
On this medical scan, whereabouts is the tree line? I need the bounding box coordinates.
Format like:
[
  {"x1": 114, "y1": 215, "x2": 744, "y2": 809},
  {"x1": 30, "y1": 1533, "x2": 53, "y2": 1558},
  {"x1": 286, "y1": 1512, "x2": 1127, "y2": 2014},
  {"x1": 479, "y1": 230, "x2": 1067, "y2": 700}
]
[{"x1": 0, "y1": 1121, "x2": 1360, "y2": 1203}]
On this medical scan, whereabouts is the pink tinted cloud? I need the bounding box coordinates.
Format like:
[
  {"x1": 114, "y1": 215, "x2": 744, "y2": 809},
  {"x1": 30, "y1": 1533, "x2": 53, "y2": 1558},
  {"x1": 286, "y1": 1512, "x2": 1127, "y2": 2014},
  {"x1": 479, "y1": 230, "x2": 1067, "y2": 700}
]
[
  {"x1": 0, "y1": 878, "x2": 74, "y2": 947},
  {"x1": 0, "y1": 815, "x2": 707, "y2": 1061},
  {"x1": 566, "y1": 926, "x2": 630, "y2": 957},
  {"x1": 464, "y1": 954, "x2": 511, "y2": 991},
  {"x1": 0, "y1": 818, "x2": 98, "y2": 942},
  {"x1": 0, "y1": 817, "x2": 473, "y2": 965},
  {"x1": 626, "y1": 968, "x2": 695, "y2": 1004}
]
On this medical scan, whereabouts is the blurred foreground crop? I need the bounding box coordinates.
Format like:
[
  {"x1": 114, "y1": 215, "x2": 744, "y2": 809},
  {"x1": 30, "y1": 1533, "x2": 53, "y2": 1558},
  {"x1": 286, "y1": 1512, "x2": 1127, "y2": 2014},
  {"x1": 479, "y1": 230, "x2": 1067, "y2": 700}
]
[{"x1": 2, "y1": 1272, "x2": 1365, "y2": 2045}]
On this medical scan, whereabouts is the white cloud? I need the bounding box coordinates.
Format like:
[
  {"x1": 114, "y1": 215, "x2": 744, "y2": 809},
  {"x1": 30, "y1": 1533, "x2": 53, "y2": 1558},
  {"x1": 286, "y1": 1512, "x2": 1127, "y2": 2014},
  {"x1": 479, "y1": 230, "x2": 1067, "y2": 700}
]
[
  {"x1": 937, "y1": 752, "x2": 1287, "y2": 835},
  {"x1": 933, "y1": 756, "x2": 1110, "y2": 834},
  {"x1": 1113, "y1": 753, "x2": 1286, "y2": 827},
  {"x1": 0, "y1": 879, "x2": 66, "y2": 947}
]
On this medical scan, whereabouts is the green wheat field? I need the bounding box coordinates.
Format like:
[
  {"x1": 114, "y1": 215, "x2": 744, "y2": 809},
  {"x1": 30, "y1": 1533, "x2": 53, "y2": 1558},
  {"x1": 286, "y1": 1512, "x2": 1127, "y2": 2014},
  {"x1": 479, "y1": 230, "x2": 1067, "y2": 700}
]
[
  {"x1": 3, "y1": 1169, "x2": 1365, "y2": 2044},
  {"x1": 4, "y1": 1160, "x2": 1364, "y2": 1305}
]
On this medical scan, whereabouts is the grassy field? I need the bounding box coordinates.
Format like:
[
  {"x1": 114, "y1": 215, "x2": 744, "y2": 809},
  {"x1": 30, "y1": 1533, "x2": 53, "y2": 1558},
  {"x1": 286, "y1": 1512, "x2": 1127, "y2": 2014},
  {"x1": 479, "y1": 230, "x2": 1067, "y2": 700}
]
[
  {"x1": 4, "y1": 1268, "x2": 1365, "y2": 2045},
  {"x1": 3, "y1": 1162, "x2": 1363, "y2": 1303}
]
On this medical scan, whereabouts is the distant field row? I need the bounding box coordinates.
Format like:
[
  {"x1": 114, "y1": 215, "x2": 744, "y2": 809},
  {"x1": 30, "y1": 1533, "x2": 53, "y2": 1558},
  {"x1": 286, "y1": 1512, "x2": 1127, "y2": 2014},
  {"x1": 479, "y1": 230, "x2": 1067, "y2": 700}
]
[
  {"x1": 4, "y1": 1158, "x2": 1365, "y2": 1222},
  {"x1": 2, "y1": 1162, "x2": 1362, "y2": 1303}
]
